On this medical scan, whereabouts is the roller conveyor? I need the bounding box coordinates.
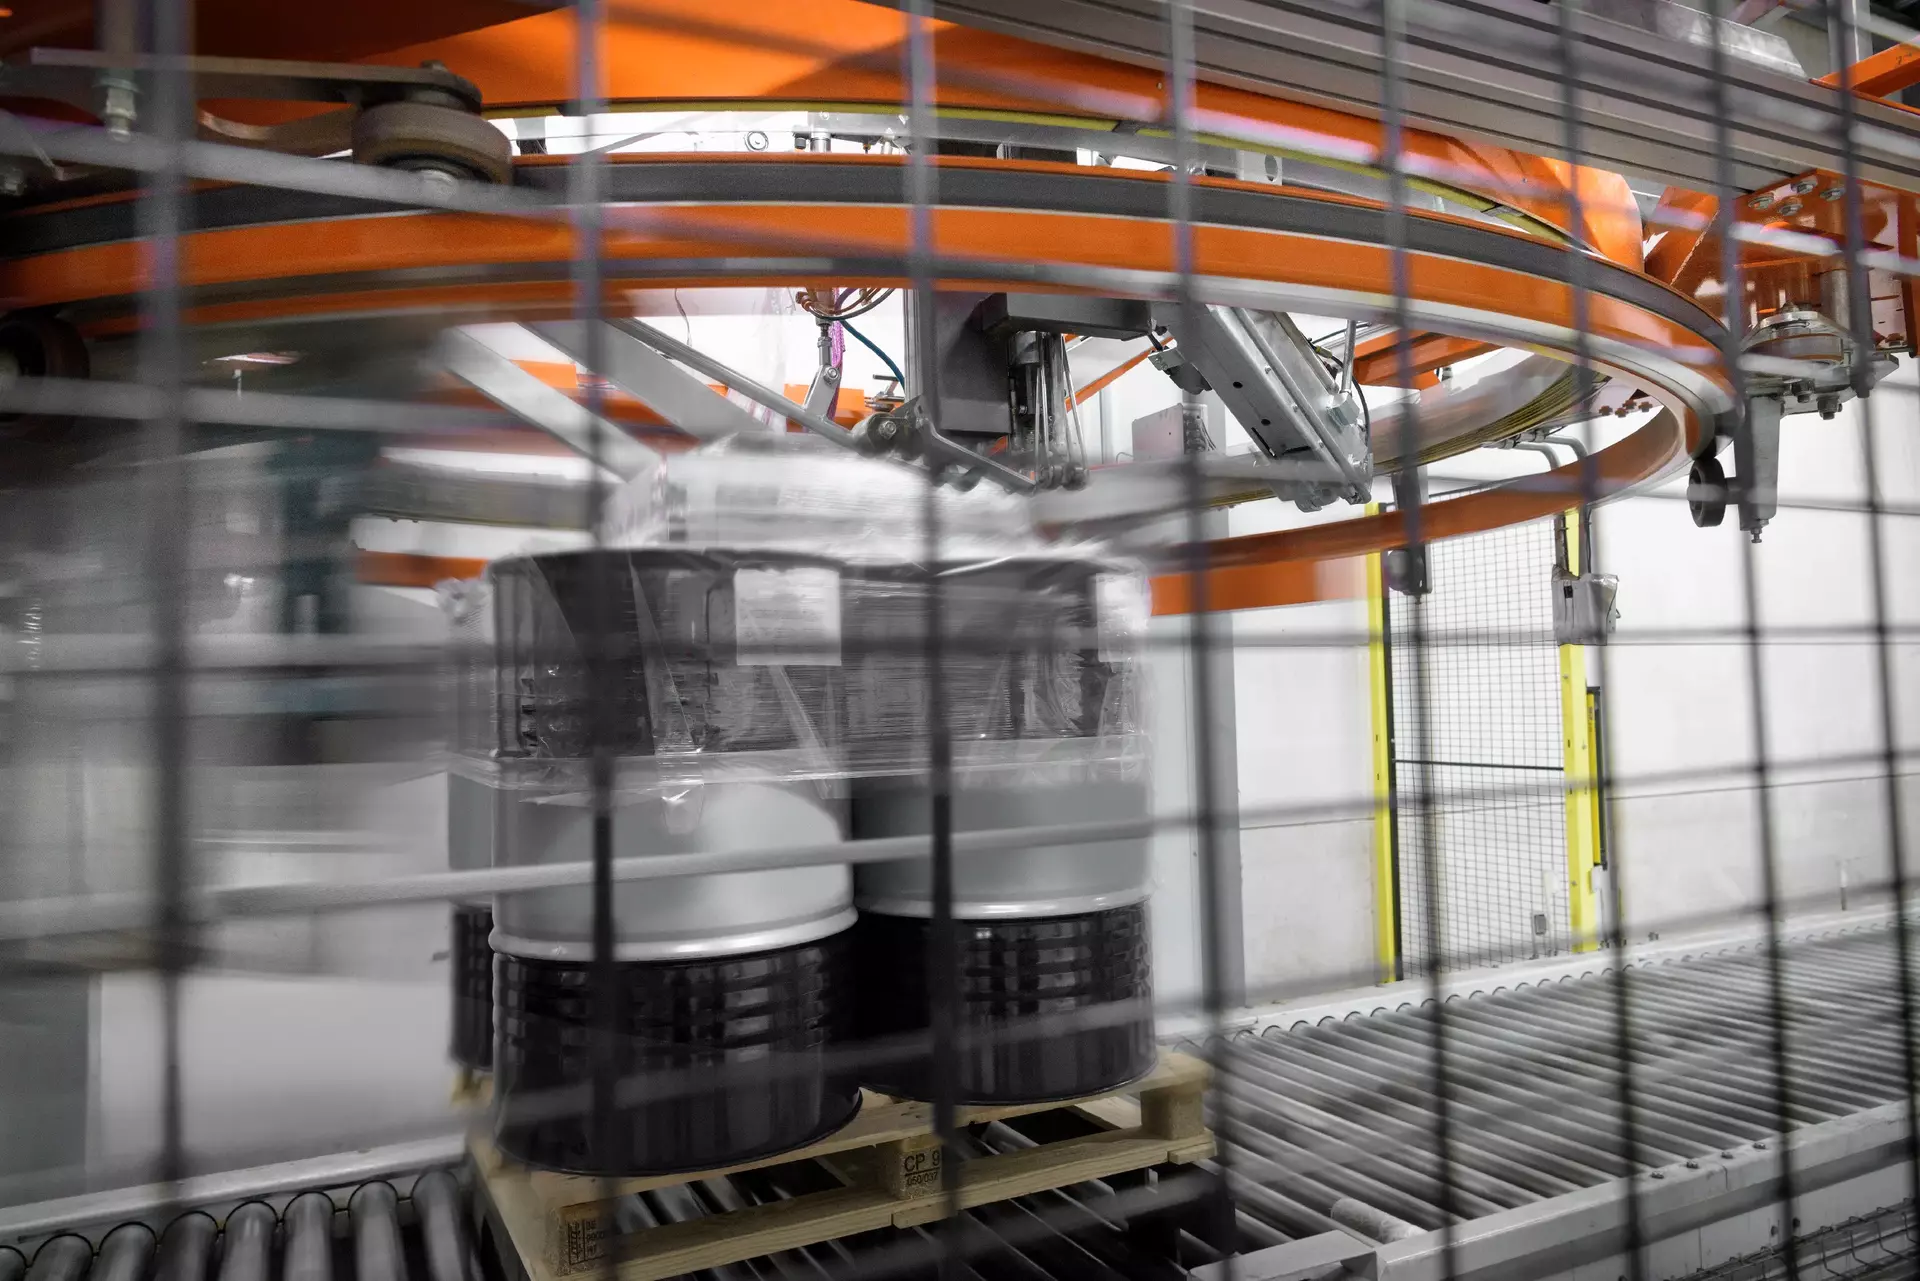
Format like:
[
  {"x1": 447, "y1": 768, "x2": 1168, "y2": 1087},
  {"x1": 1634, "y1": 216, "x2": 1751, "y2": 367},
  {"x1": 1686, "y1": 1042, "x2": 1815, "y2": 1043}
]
[
  {"x1": 1201, "y1": 914, "x2": 1920, "y2": 1279},
  {"x1": 2, "y1": 916, "x2": 1913, "y2": 1281}
]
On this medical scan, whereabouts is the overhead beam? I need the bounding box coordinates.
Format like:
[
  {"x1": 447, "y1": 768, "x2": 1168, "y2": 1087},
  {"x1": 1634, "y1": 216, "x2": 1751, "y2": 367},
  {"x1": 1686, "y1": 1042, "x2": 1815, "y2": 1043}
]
[
  {"x1": 528, "y1": 320, "x2": 770, "y2": 442},
  {"x1": 1819, "y1": 38, "x2": 1920, "y2": 98},
  {"x1": 874, "y1": 0, "x2": 1920, "y2": 196},
  {"x1": 1728, "y1": 0, "x2": 1788, "y2": 23}
]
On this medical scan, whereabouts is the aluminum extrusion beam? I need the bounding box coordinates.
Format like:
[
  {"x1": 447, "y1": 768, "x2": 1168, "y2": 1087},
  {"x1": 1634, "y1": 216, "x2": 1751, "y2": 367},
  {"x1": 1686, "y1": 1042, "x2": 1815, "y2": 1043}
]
[
  {"x1": 528, "y1": 321, "x2": 770, "y2": 442},
  {"x1": 436, "y1": 330, "x2": 657, "y2": 481},
  {"x1": 612, "y1": 318, "x2": 861, "y2": 452},
  {"x1": 359, "y1": 462, "x2": 588, "y2": 530},
  {"x1": 885, "y1": 0, "x2": 1920, "y2": 197}
]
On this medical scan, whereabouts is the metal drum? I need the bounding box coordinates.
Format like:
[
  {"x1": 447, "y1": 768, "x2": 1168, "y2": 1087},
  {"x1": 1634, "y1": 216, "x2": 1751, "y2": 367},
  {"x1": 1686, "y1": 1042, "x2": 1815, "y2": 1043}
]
[
  {"x1": 464, "y1": 546, "x2": 859, "y2": 1175},
  {"x1": 445, "y1": 581, "x2": 495, "y2": 1075},
  {"x1": 845, "y1": 555, "x2": 1156, "y2": 1103}
]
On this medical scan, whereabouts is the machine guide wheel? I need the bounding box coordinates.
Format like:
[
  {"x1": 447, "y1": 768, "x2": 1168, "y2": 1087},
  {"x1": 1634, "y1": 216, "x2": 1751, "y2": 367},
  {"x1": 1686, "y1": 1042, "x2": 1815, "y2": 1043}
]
[{"x1": 352, "y1": 100, "x2": 514, "y2": 185}]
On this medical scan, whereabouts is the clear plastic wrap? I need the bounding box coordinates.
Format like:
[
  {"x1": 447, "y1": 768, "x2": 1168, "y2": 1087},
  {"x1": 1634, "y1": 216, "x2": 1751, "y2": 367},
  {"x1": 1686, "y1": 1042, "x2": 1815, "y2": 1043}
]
[
  {"x1": 478, "y1": 548, "x2": 844, "y2": 760},
  {"x1": 449, "y1": 438, "x2": 1148, "y2": 798},
  {"x1": 439, "y1": 574, "x2": 497, "y2": 762},
  {"x1": 445, "y1": 736, "x2": 1144, "y2": 811},
  {"x1": 601, "y1": 433, "x2": 1032, "y2": 561},
  {"x1": 839, "y1": 556, "x2": 1145, "y2": 763}
]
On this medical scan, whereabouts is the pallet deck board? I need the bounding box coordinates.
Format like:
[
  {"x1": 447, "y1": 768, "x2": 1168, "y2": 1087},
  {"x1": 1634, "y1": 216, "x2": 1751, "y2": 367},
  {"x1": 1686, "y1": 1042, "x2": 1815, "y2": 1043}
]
[{"x1": 475, "y1": 1050, "x2": 1213, "y2": 1281}]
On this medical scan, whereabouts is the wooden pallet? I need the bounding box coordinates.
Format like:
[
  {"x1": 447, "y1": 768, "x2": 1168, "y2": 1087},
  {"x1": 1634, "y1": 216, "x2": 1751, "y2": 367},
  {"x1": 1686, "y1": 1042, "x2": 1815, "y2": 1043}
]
[{"x1": 475, "y1": 1051, "x2": 1214, "y2": 1281}]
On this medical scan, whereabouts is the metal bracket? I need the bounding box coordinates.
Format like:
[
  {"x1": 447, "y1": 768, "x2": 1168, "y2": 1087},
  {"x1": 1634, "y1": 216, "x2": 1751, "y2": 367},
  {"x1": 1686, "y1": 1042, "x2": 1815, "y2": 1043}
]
[
  {"x1": 1552, "y1": 569, "x2": 1620, "y2": 644},
  {"x1": 612, "y1": 319, "x2": 1039, "y2": 493},
  {"x1": 802, "y1": 323, "x2": 844, "y2": 419},
  {"x1": 8, "y1": 49, "x2": 482, "y2": 112},
  {"x1": 851, "y1": 397, "x2": 1049, "y2": 492},
  {"x1": 1162, "y1": 305, "x2": 1372, "y2": 507},
  {"x1": 1734, "y1": 392, "x2": 1782, "y2": 541}
]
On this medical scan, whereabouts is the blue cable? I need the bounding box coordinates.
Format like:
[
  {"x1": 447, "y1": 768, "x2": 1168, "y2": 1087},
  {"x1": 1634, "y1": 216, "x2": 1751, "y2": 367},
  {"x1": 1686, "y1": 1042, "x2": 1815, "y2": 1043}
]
[{"x1": 839, "y1": 318, "x2": 908, "y2": 393}]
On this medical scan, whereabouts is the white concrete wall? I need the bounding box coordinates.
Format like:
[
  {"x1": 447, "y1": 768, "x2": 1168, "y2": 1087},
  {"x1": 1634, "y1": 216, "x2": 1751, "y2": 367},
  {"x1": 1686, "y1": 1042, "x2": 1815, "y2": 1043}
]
[
  {"x1": 1098, "y1": 346, "x2": 1382, "y2": 1012},
  {"x1": 1595, "y1": 370, "x2": 1920, "y2": 938},
  {"x1": 1230, "y1": 592, "x2": 1379, "y2": 1003},
  {"x1": 1113, "y1": 346, "x2": 1920, "y2": 998}
]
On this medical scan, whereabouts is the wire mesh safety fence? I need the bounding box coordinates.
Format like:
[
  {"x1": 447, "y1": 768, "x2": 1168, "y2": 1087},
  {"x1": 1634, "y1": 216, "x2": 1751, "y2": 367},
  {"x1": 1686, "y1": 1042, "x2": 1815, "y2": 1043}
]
[
  {"x1": 1388, "y1": 516, "x2": 1574, "y2": 973},
  {"x1": 0, "y1": 2, "x2": 1916, "y2": 1281}
]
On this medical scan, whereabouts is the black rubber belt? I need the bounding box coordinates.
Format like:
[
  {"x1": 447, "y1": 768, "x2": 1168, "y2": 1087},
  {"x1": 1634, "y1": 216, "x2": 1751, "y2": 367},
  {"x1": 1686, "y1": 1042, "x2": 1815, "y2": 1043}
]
[{"x1": 0, "y1": 159, "x2": 1721, "y2": 346}]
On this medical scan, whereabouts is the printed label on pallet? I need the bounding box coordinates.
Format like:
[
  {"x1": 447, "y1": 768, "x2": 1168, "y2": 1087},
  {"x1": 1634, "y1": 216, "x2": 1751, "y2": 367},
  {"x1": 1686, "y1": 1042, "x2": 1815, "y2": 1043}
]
[
  {"x1": 553, "y1": 1203, "x2": 608, "y2": 1273},
  {"x1": 893, "y1": 1145, "x2": 943, "y2": 1196}
]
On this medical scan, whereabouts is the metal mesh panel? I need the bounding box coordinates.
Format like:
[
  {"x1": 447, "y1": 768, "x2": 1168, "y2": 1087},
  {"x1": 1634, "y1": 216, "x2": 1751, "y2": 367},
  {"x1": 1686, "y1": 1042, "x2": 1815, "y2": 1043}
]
[
  {"x1": 1689, "y1": 1202, "x2": 1919, "y2": 1281},
  {"x1": 1392, "y1": 516, "x2": 1572, "y2": 972}
]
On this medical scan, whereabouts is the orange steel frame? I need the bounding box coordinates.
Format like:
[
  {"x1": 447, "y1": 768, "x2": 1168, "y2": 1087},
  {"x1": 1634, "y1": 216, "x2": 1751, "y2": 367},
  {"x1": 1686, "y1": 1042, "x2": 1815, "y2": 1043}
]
[
  {"x1": 9, "y1": 0, "x2": 1902, "y2": 611},
  {"x1": 366, "y1": 0, "x2": 1646, "y2": 267},
  {"x1": 0, "y1": 158, "x2": 1718, "y2": 614}
]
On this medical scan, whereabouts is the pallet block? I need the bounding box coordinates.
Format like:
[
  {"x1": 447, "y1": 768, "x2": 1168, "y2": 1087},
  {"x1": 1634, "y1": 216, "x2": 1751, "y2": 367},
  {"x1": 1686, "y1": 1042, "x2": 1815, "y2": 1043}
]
[{"x1": 474, "y1": 1050, "x2": 1215, "y2": 1281}]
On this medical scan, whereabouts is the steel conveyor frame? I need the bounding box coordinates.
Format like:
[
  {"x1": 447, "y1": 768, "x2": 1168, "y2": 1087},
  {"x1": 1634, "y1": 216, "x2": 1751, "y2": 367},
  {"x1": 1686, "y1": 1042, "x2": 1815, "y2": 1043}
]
[
  {"x1": 1203, "y1": 910, "x2": 1920, "y2": 1281},
  {"x1": 2, "y1": 914, "x2": 1914, "y2": 1281}
]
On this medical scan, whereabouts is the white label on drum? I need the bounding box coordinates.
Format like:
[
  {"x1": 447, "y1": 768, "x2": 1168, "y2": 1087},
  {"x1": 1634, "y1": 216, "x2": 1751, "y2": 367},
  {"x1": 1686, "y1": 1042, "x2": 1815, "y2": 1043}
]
[
  {"x1": 735, "y1": 566, "x2": 843, "y2": 666},
  {"x1": 1095, "y1": 572, "x2": 1149, "y2": 663}
]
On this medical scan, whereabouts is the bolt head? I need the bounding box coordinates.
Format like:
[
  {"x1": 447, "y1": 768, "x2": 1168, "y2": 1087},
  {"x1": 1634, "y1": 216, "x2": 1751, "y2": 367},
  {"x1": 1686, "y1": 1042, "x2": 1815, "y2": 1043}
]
[
  {"x1": 1822, "y1": 187, "x2": 1846, "y2": 201},
  {"x1": 1750, "y1": 193, "x2": 1775, "y2": 210},
  {"x1": 1791, "y1": 177, "x2": 1819, "y2": 195},
  {"x1": 1778, "y1": 199, "x2": 1802, "y2": 216}
]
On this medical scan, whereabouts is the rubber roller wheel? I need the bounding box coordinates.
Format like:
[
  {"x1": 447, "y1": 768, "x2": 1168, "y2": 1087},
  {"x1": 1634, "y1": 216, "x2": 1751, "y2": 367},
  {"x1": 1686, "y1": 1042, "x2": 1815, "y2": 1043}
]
[
  {"x1": 0, "y1": 309, "x2": 88, "y2": 444},
  {"x1": 352, "y1": 100, "x2": 513, "y2": 185},
  {"x1": 1688, "y1": 453, "x2": 1728, "y2": 528}
]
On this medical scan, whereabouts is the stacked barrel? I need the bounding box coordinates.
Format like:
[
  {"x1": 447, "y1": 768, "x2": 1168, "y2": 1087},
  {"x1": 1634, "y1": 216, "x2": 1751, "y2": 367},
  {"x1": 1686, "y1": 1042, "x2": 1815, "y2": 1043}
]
[{"x1": 447, "y1": 437, "x2": 1152, "y2": 1174}]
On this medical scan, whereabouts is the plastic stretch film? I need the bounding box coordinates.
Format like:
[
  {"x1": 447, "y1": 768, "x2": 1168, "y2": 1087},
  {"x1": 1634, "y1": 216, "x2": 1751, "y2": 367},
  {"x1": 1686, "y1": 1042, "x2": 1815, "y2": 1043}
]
[
  {"x1": 447, "y1": 437, "x2": 1150, "y2": 802},
  {"x1": 600, "y1": 433, "x2": 1031, "y2": 560}
]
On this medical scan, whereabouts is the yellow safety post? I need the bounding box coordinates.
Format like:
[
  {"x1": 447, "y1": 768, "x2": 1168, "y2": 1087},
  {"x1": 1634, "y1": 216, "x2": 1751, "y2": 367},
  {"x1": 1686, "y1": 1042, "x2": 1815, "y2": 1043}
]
[
  {"x1": 1365, "y1": 507, "x2": 1398, "y2": 981},
  {"x1": 1560, "y1": 511, "x2": 1602, "y2": 952},
  {"x1": 1587, "y1": 688, "x2": 1606, "y2": 874}
]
